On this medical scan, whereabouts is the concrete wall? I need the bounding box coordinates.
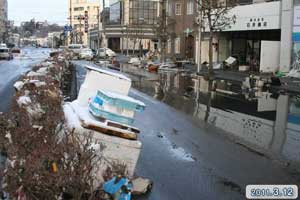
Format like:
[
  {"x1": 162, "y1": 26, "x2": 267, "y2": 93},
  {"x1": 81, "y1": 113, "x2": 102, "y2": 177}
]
[{"x1": 260, "y1": 40, "x2": 280, "y2": 73}]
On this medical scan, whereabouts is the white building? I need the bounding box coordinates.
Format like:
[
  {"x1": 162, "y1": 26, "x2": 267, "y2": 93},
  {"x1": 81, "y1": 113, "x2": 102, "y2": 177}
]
[
  {"x1": 195, "y1": 0, "x2": 295, "y2": 73},
  {"x1": 68, "y1": 0, "x2": 102, "y2": 46}
]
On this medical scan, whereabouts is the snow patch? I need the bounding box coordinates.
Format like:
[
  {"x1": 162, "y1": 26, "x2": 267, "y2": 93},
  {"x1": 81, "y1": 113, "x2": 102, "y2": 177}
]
[
  {"x1": 29, "y1": 80, "x2": 47, "y2": 87},
  {"x1": 14, "y1": 81, "x2": 24, "y2": 91},
  {"x1": 159, "y1": 132, "x2": 195, "y2": 162},
  {"x1": 17, "y1": 96, "x2": 32, "y2": 107}
]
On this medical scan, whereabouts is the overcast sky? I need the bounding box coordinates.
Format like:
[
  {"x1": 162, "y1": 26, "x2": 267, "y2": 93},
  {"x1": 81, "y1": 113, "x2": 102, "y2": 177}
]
[{"x1": 8, "y1": 0, "x2": 69, "y2": 26}]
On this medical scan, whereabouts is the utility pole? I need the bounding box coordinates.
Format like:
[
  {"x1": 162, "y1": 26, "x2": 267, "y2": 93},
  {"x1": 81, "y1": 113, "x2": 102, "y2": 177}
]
[
  {"x1": 79, "y1": 16, "x2": 83, "y2": 44},
  {"x1": 161, "y1": 0, "x2": 167, "y2": 63},
  {"x1": 69, "y1": 0, "x2": 73, "y2": 44},
  {"x1": 97, "y1": 6, "x2": 101, "y2": 49},
  {"x1": 126, "y1": 26, "x2": 129, "y2": 56},
  {"x1": 197, "y1": 0, "x2": 202, "y2": 73}
]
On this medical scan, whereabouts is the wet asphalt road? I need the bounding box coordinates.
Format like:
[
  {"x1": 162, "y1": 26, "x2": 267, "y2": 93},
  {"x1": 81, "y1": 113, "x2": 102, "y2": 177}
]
[
  {"x1": 131, "y1": 90, "x2": 299, "y2": 200},
  {"x1": 72, "y1": 61, "x2": 299, "y2": 200},
  {"x1": 0, "y1": 47, "x2": 51, "y2": 112}
]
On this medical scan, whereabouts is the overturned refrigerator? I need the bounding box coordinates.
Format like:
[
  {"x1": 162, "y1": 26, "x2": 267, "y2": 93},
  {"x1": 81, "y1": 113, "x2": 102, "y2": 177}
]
[{"x1": 63, "y1": 65, "x2": 145, "y2": 183}]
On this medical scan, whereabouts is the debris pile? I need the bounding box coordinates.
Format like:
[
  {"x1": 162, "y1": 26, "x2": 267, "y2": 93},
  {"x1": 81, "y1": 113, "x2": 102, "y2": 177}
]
[
  {"x1": 0, "y1": 52, "x2": 152, "y2": 199},
  {"x1": 0, "y1": 54, "x2": 104, "y2": 199}
]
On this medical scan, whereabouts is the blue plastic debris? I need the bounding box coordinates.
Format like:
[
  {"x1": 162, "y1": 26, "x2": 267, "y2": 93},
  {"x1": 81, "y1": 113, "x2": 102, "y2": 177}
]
[
  {"x1": 119, "y1": 192, "x2": 131, "y2": 200},
  {"x1": 103, "y1": 177, "x2": 132, "y2": 200},
  {"x1": 103, "y1": 177, "x2": 127, "y2": 195}
]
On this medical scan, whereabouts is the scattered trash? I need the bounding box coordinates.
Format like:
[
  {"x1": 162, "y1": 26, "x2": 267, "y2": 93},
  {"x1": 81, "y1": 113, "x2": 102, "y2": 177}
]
[
  {"x1": 128, "y1": 57, "x2": 141, "y2": 66},
  {"x1": 103, "y1": 176, "x2": 152, "y2": 199},
  {"x1": 224, "y1": 56, "x2": 237, "y2": 68},
  {"x1": 271, "y1": 76, "x2": 281, "y2": 86},
  {"x1": 131, "y1": 177, "x2": 153, "y2": 195},
  {"x1": 103, "y1": 176, "x2": 132, "y2": 200}
]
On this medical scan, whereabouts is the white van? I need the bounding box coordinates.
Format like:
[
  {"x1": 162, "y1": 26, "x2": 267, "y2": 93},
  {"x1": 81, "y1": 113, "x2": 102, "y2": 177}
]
[
  {"x1": 0, "y1": 47, "x2": 12, "y2": 60},
  {"x1": 68, "y1": 44, "x2": 85, "y2": 54}
]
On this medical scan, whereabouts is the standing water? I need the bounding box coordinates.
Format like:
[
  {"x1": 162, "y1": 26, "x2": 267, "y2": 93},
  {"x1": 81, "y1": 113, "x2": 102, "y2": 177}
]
[{"x1": 121, "y1": 64, "x2": 300, "y2": 170}]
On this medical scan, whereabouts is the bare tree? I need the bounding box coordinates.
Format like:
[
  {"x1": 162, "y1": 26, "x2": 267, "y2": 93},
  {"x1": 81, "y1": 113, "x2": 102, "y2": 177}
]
[
  {"x1": 196, "y1": 0, "x2": 236, "y2": 76},
  {"x1": 152, "y1": 0, "x2": 169, "y2": 62}
]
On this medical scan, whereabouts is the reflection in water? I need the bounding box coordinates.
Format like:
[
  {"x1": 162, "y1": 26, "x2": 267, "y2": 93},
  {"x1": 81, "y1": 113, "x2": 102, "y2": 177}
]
[{"x1": 121, "y1": 65, "x2": 300, "y2": 168}]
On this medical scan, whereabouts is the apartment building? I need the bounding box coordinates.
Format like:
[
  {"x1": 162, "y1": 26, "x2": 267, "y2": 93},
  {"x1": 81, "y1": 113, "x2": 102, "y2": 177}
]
[
  {"x1": 0, "y1": 0, "x2": 8, "y2": 43},
  {"x1": 68, "y1": 0, "x2": 102, "y2": 46},
  {"x1": 167, "y1": 0, "x2": 296, "y2": 73}
]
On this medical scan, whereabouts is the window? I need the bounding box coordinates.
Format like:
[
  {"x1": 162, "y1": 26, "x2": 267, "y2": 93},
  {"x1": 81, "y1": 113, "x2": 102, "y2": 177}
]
[
  {"x1": 175, "y1": 3, "x2": 181, "y2": 15},
  {"x1": 74, "y1": 7, "x2": 84, "y2": 11},
  {"x1": 187, "y1": 1, "x2": 193, "y2": 15},
  {"x1": 175, "y1": 37, "x2": 180, "y2": 54},
  {"x1": 129, "y1": 0, "x2": 158, "y2": 25}
]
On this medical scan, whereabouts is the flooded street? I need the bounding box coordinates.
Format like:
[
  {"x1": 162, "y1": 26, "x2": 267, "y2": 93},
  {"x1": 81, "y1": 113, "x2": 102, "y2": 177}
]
[
  {"x1": 69, "y1": 61, "x2": 300, "y2": 199},
  {"x1": 122, "y1": 64, "x2": 300, "y2": 169}
]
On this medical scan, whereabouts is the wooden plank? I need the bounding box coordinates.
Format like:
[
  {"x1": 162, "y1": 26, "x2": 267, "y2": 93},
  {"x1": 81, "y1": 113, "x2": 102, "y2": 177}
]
[{"x1": 80, "y1": 120, "x2": 138, "y2": 140}]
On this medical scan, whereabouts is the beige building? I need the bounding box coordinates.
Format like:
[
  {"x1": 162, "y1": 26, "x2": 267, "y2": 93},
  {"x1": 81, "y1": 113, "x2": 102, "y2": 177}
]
[
  {"x1": 0, "y1": 0, "x2": 8, "y2": 43},
  {"x1": 68, "y1": 0, "x2": 102, "y2": 46}
]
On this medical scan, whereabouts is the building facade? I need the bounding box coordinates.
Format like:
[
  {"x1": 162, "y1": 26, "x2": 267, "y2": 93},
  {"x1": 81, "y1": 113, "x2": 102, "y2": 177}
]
[
  {"x1": 0, "y1": 0, "x2": 8, "y2": 43},
  {"x1": 103, "y1": 0, "x2": 160, "y2": 53},
  {"x1": 68, "y1": 0, "x2": 102, "y2": 46},
  {"x1": 166, "y1": 0, "x2": 296, "y2": 73}
]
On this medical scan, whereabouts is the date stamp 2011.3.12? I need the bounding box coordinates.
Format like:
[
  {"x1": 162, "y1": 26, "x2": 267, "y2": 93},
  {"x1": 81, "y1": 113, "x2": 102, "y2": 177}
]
[{"x1": 246, "y1": 185, "x2": 298, "y2": 199}]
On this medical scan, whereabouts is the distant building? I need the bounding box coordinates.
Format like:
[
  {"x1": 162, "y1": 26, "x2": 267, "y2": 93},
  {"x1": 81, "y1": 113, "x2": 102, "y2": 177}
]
[
  {"x1": 8, "y1": 33, "x2": 20, "y2": 47},
  {"x1": 47, "y1": 32, "x2": 63, "y2": 48},
  {"x1": 0, "y1": 0, "x2": 8, "y2": 43},
  {"x1": 103, "y1": 0, "x2": 160, "y2": 53},
  {"x1": 68, "y1": 0, "x2": 102, "y2": 46}
]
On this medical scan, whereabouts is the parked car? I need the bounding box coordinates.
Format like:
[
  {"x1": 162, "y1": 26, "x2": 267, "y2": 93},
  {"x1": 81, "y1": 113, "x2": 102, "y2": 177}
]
[
  {"x1": 68, "y1": 44, "x2": 85, "y2": 54},
  {"x1": 97, "y1": 48, "x2": 116, "y2": 58},
  {"x1": 0, "y1": 43, "x2": 7, "y2": 48},
  {"x1": 79, "y1": 48, "x2": 94, "y2": 60},
  {"x1": 0, "y1": 47, "x2": 13, "y2": 60},
  {"x1": 11, "y1": 47, "x2": 21, "y2": 57}
]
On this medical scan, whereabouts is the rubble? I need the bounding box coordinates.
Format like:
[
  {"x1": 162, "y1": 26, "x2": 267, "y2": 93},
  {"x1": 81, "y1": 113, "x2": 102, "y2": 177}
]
[
  {"x1": 131, "y1": 177, "x2": 153, "y2": 195},
  {"x1": 0, "y1": 51, "x2": 153, "y2": 199}
]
